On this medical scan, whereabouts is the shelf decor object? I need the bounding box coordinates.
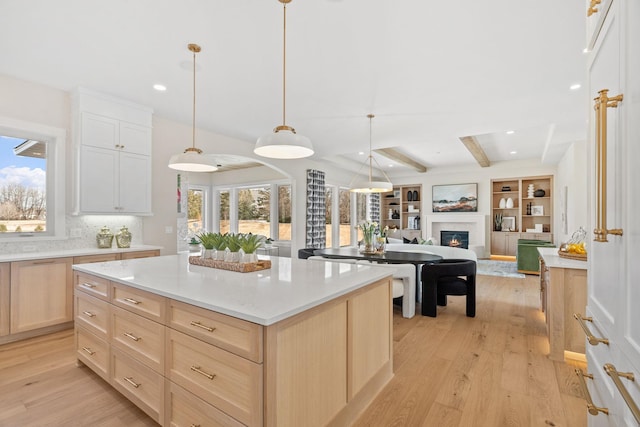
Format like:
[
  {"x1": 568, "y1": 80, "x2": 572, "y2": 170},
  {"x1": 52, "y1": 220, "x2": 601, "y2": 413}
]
[
  {"x1": 96, "y1": 226, "x2": 114, "y2": 249},
  {"x1": 350, "y1": 114, "x2": 393, "y2": 193},
  {"x1": 168, "y1": 44, "x2": 219, "y2": 172},
  {"x1": 506, "y1": 197, "x2": 514, "y2": 208},
  {"x1": 254, "y1": 0, "x2": 313, "y2": 159}
]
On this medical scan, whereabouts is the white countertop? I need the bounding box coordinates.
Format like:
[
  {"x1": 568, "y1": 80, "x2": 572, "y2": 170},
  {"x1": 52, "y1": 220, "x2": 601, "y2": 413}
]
[
  {"x1": 538, "y1": 247, "x2": 588, "y2": 270},
  {"x1": 72, "y1": 254, "x2": 392, "y2": 326},
  {"x1": 0, "y1": 245, "x2": 163, "y2": 263}
]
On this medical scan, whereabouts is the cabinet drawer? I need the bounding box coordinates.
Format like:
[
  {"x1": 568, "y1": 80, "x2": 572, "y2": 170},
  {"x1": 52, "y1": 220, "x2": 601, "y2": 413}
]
[
  {"x1": 75, "y1": 272, "x2": 110, "y2": 301},
  {"x1": 112, "y1": 283, "x2": 165, "y2": 323},
  {"x1": 76, "y1": 326, "x2": 109, "y2": 382},
  {"x1": 166, "y1": 329, "x2": 263, "y2": 427},
  {"x1": 75, "y1": 291, "x2": 109, "y2": 339},
  {"x1": 166, "y1": 381, "x2": 244, "y2": 427},
  {"x1": 111, "y1": 348, "x2": 164, "y2": 425},
  {"x1": 168, "y1": 299, "x2": 263, "y2": 363},
  {"x1": 120, "y1": 250, "x2": 160, "y2": 260},
  {"x1": 73, "y1": 253, "x2": 119, "y2": 264},
  {"x1": 111, "y1": 305, "x2": 164, "y2": 373}
]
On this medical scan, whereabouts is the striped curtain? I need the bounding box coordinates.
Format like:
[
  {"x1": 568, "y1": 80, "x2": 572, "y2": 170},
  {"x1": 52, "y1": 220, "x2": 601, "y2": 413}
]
[
  {"x1": 370, "y1": 194, "x2": 381, "y2": 225},
  {"x1": 305, "y1": 169, "x2": 326, "y2": 248}
]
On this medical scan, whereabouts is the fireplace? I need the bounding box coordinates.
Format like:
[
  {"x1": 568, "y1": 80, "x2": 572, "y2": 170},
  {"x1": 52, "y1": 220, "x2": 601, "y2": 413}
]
[{"x1": 440, "y1": 230, "x2": 469, "y2": 249}]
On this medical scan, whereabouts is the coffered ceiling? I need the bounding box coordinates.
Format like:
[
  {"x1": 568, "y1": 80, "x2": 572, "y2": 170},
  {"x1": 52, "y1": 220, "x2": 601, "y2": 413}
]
[{"x1": 0, "y1": 0, "x2": 588, "y2": 175}]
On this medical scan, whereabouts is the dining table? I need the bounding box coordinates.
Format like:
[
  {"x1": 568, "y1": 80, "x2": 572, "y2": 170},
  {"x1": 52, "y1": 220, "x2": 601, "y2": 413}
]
[{"x1": 313, "y1": 247, "x2": 443, "y2": 299}]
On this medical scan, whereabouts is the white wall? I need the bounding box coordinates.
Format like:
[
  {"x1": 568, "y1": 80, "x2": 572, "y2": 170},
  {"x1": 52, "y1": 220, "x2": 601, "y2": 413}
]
[{"x1": 554, "y1": 141, "x2": 588, "y2": 243}]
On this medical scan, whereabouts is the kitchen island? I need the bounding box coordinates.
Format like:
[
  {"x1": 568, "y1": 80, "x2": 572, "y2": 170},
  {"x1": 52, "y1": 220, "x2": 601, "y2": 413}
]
[{"x1": 72, "y1": 254, "x2": 394, "y2": 426}]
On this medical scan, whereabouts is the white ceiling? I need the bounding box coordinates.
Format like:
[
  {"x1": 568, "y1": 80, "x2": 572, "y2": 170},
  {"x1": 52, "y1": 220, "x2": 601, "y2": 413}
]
[{"x1": 0, "y1": 0, "x2": 588, "y2": 175}]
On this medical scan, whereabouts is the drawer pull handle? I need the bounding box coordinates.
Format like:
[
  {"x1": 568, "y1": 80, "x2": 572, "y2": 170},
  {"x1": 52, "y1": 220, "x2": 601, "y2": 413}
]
[
  {"x1": 123, "y1": 297, "x2": 141, "y2": 305},
  {"x1": 190, "y1": 321, "x2": 215, "y2": 332},
  {"x1": 575, "y1": 368, "x2": 609, "y2": 416},
  {"x1": 123, "y1": 376, "x2": 140, "y2": 388},
  {"x1": 81, "y1": 283, "x2": 96, "y2": 289},
  {"x1": 82, "y1": 347, "x2": 95, "y2": 356},
  {"x1": 82, "y1": 311, "x2": 95, "y2": 318},
  {"x1": 604, "y1": 363, "x2": 640, "y2": 424},
  {"x1": 124, "y1": 332, "x2": 141, "y2": 342},
  {"x1": 33, "y1": 260, "x2": 55, "y2": 265},
  {"x1": 190, "y1": 365, "x2": 215, "y2": 380},
  {"x1": 573, "y1": 313, "x2": 609, "y2": 345},
  {"x1": 190, "y1": 425, "x2": 201, "y2": 427}
]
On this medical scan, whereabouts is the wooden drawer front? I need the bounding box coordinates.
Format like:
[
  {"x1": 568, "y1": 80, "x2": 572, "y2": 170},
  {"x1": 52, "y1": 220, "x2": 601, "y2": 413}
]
[
  {"x1": 112, "y1": 348, "x2": 164, "y2": 425},
  {"x1": 120, "y1": 250, "x2": 160, "y2": 260},
  {"x1": 166, "y1": 329, "x2": 263, "y2": 427},
  {"x1": 73, "y1": 253, "x2": 119, "y2": 264},
  {"x1": 111, "y1": 305, "x2": 164, "y2": 373},
  {"x1": 112, "y1": 283, "x2": 165, "y2": 323},
  {"x1": 75, "y1": 272, "x2": 110, "y2": 301},
  {"x1": 75, "y1": 291, "x2": 109, "y2": 339},
  {"x1": 169, "y1": 299, "x2": 263, "y2": 363},
  {"x1": 166, "y1": 381, "x2": 245, "y2": 427},
  {"x1": 76, "y1": 326, "x2": 109, "y2": 381}
]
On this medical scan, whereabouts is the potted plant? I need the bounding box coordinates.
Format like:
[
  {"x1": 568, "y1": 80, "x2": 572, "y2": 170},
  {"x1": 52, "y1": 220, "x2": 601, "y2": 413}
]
[
  {"x1": 239, "y1": 233, "x2": 264, "y2": 263},
  {"x1": 494, "y1": 213, "x2": 503, "y2": 231},
  {"x1": 210, "y1": 233, "x2": 227, "y2": 260},
  {"x1": 196, "y1": 232, "x2": 217, "y2": 259},
  {"x1": 224, "y1": 233, "x2": 242, "y2": 262}
]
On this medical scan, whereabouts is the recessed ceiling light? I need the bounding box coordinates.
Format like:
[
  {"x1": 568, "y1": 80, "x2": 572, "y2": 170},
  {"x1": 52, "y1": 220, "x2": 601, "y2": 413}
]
[
  {"x1": 510, "y1": 151, "x2": 517, "y2": 155},
  {"x1": 153, "y1": 84, "x2": 167, "y2": 91},
  {"x1": 583, "y1": 47, "x2": 590, "y2": 54},
  {"x1": 358, "y1": 151, "x2": 365, "y2": 155},
  {"x1": 506, "y1": 130, "x2": 515, "y2": 135},
  {"x1": 570, "y1": 83, "x2": 582, "y2": 90},
  {"x1": 388, "y1": 164, "x2": 393, "y2": 168}
]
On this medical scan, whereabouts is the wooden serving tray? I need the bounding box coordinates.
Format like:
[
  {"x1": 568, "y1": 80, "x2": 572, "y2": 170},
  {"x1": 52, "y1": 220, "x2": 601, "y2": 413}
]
[
  {"x1": 189, "y1": 256, "x2": 272, "y2": 272},
  {"x1": 557, "y1": 250, "x2": 587, "y2": 261}
]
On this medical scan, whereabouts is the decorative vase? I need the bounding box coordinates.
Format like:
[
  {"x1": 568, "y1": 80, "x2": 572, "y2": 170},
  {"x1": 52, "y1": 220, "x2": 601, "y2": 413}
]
[
  {"x1": 96, "y1": 226, "x2": 114, "y2": 249},
  {"x1": 201, "y1": 249, "x2": 213, "y2": 259},
  {"x1": 506, "y1": 197, "x2": 514, "y2": 209},
  {"x1": 241, "y1": 252, "x2": 258, "y2": 263},
  {"x1": 407, "y1": 190, "x2": 413, "y2": 201},
  {"x1": 214, "y1": 249, "x2": 226, "y2": 261},
  {"x1": 115, "y1": 225, "x2": 132, "y2": 248},
  {"x1": 225, "y1": 250, "x2": 240, "y2": 263},
  {"x1": 413, "y1": 190, "x2": 419, "y2": 201},
  {"x1": 534, "y1": 189, "x2": 546, "y2": 197},
  {"x1": 499, "y1": 198, "x2": 506, "y2": 208}
]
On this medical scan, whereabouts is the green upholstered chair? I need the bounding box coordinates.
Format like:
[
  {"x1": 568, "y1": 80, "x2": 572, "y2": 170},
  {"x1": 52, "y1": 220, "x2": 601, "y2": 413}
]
[{"x1": 516, "y1": 239, "x2": 555, "y2": 274}]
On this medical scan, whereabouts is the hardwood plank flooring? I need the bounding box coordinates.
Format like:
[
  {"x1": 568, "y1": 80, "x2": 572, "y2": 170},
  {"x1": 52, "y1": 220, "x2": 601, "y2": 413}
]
[{"x1": 0, "y1": 274, "x2": 586, "y2": 426}]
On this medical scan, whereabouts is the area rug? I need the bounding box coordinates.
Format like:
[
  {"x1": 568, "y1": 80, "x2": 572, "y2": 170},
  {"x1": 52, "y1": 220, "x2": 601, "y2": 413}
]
[{"x1": 477, "y1": 260, "x2": 525, "y2": 278}]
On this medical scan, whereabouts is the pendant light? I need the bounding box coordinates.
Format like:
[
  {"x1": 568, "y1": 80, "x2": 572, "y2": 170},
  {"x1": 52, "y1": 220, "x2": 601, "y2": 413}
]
[
  {"x1": 350, "y1": 114, "x2": 393, "y2": 193},
  {"x1": 254, "y1": 0, "x2": 313, "y2": 159},
  {"x1": 168, "y1": 43, "x2": 218, "y2": 172}
]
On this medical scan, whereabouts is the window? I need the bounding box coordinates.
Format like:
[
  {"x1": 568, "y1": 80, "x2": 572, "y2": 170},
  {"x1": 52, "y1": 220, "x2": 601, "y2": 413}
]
[
  {"x1": 238, "y1": 186, "x2": 270, "y2": 236},
  {"x1": 355, "y1": 192, "x2": 367, "y2": 242},
  {"x1": 187, "y1": 185, "x2": 208, "y2": 236},
  {"x1": 0, "y1": 119, "x2": 65, "y2": 240},
  {"x1": 219, "y1": 190, "x2": 230, "y2": 234},
  {"x1": 339, "y1": 188, "x2": 352, "y2": 246},
  {"x1": 277, "y1": 185, "x2": 291, "y2": 240},
  {"x1": 325, "y1": 187, "x2": 333, "y2": 247}
]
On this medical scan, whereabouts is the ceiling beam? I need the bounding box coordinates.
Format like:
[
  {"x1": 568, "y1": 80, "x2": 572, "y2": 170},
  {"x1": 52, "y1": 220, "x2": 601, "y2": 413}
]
[
  {"x1": 459, "y1": 136, "x2": 490, "y2": 167},
  {"x1": 374, "y1": 147, "x2": 427, "y2": 173}
]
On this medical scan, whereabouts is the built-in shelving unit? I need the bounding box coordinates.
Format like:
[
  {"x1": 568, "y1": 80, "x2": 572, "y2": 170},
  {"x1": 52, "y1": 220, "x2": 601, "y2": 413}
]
[
  {"x1": 490, "y1": 175, "x2": 553, "y2": 256},
  {"x1": 381, "y1": 185, "x2": 422, "y2": 240}
]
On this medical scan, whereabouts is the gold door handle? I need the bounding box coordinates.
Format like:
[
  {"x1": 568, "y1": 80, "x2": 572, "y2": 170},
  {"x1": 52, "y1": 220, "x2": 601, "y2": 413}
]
[
  {"x1": 587, "y1": 0, "x2": 601, "y2": 16},
  {"x1": 573, "y1": 313, "x2": 609, "y2": 345},
  {"x1": 82, "y1": 311, "x2": 95, "y2": 318},
  {"x1": 123, "y1": 297, "x2": 141, "y2": 305},
  {"x1": 190, "y1": 321, "x2": 215, "y2": 332},
  {"x1": 190, "y1": 365, "x2": 215, "y2": 380},
  {"x1": 123, "y1": 332, "x2": 141, "y2": 342},
  {"x1": 604, "y1": 364, "x2": 640, "y2": 424},
  {"x1": 123, "y1": 377, "x2": 140, "y2": 388},
  {"x1": 593, "y1": 89, "x2": 624, "y2": 242},
  {"x1": 575, "y1": 369, "x2": 609, "y2": 415},
  {"x1": 82, "y1": 347, "x2": 95, "y2": 356}
]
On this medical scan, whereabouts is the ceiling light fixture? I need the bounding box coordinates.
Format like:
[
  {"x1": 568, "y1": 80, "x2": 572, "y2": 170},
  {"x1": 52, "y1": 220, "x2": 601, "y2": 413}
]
[
  {"x1": 153, "y1": 84, "x2": 167, "y2": 91},
  {"x1": 350, "y1": 114, "x2": 393, "y2": 193},
  {"x1": 570, "y1": 83, "x2": 582, "y2": 90},
  {"x1": 254, "y1": 0, "x2": 313, "y2": 159},
  {"x1": 168, "y1": 44, "x2": 218, "y2": 172},
  {"x1": 506, "y1": 130, "x2": 515, "y2": 135}
]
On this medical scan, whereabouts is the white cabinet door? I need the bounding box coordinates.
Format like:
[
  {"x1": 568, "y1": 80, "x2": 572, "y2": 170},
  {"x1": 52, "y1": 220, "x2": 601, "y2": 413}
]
[
  {"x1": 119, "y1": 121, "x2": 151, "y2": 155},
  {"x1": 81, "y1": 112, "x2": 118, "y2": 150},
  {"x1": 119, "y1": 152, "x2": 151, "y2": 214},
  {"x1": 80, "y1": 145, "x2": 118, "y2": 213}
]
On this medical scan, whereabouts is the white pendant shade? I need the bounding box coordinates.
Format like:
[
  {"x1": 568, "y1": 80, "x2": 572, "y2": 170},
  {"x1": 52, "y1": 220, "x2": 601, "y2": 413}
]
[
  {"x1": 254, "y1": 127, "x2": 313, "y2": 159},
  {"x1": 168, "y1": 149, "x2": 218, "y2": 172},
  {"x1": 350, "y1": 180, "x2": 393, "y2": 193}
]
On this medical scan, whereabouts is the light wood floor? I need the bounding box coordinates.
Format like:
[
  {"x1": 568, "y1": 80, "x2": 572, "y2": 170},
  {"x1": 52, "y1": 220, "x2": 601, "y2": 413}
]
[{"x1": 0, "y1": 274, "x2": 586, "y2": 427}]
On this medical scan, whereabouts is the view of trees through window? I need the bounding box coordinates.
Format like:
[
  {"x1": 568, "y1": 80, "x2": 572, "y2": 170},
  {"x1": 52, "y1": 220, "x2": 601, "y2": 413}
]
[
  {"x1": 219, "y1": 190, "x2": 230, "y2": 234},
  {"x1": 0, "y1": 135, "x2": 47, "y2": 234},
  {"x1": 277, "y1": 185, "x2": 291, "y2": 240},
  {"x1": 238, "y1": 186, "x2": 270, "y2": 235},
  {"x1": 187, "y1": 188, "x2": 203, "y2": 236}
]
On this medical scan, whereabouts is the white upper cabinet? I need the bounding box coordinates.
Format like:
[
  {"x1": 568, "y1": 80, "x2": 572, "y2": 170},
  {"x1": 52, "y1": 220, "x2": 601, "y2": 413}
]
[
  {"x1": 586, "y1": 0, "x2": 613, "y2": 49},
  {"x1": 72, "y1": 88, "x2": 153, "y2": 215}
]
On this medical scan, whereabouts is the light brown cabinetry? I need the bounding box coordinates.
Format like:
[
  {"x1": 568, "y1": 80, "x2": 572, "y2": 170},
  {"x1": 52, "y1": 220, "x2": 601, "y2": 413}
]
[
  {"x1": 382, "y1": 184, "x2": 422, "y2": 240},
  {"x1": 491, "y1": 175, "x2": 554, "y2": 256},
  {"x1": 0, "y1": 263, "x2": 9, "y2": 337}
]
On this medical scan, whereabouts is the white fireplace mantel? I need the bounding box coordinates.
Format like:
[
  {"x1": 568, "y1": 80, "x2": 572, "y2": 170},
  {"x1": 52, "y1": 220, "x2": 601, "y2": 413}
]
[{"x1": 426, "y1": 214, "x2": 487, "y2": 257}]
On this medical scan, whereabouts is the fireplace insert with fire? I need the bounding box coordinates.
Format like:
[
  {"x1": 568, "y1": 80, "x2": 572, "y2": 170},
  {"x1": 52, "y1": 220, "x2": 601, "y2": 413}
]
[{"x1": 440, "y1": 231, "x2": 469, "y2": 249}]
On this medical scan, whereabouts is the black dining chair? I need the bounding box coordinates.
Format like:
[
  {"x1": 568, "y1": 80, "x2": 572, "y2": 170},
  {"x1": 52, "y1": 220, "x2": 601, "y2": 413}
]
[{"x1": 421, "y1": 259, "x2": 476, "y2": 317}]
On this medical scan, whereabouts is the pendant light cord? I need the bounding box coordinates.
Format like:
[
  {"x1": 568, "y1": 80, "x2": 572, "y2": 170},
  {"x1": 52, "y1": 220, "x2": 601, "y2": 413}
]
[
  {"x1": 368, "y1": 114, "x2": 374, "y2": 182},
  {"x1": 282, "y1": 1, "x2": 287, "y2": 127},
  {"x1": 192, "y1": 47, "x2": 196, "y2": 149}
]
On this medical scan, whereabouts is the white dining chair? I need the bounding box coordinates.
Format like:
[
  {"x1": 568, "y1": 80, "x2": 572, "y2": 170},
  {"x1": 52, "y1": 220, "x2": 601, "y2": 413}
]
[
  {"x1": 307, "y1": 256, "x2": 358, "y2": 264},
  {"x1": 356, "y1": 261, "x2": 416, "y2": 318}
]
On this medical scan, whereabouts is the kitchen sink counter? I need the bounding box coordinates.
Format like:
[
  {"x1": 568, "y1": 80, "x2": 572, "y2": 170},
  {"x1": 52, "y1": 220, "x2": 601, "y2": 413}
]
[{"x1": 0, "y1": 245, "x2": 163, "y2": 263}]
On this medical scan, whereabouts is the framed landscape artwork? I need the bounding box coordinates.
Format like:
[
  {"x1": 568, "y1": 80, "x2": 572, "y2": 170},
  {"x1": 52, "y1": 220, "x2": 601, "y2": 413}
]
[{"x1": 432, "y1": 183, "x2": 478, "y2": 212}]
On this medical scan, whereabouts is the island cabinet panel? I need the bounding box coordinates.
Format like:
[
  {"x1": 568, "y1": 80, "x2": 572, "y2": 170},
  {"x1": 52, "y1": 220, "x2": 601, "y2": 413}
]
[
  {"x1": 112, "y1": 282, "x2": 166, "y2": 323},
  {"x1": 111, "y1": 305, "x2": 165, "y2": 374},
  {"x1": 10, "y1": 257, "x2": 73, "y2": 334},
  {"x1": 0, "y1": 263, "x2": 9, "y2": 337},
  {"x1": 111, "y1": 347, "x2": 164, "y2": 425},
  {"x1": 120, "y1": 249, "x2": 160, "y2": 260},
  {"x1": 75, "y1": 290, "x2": 110, "y2": 338},
  {"x1": 167, "y1": 299, "x2": 263, "y2": 363},
  {"x1": 75, "y1": 326, "x2": 109, "y2": 382},
  {"x1": 166, "y1": 328, "x2": 263, "y2": 427},
  {"x1": 165, "y1": 381, "x2": 244, "y2": 427},
  {"x1": 73, "y1": 253, "x2": 119, "y2": 264}
]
